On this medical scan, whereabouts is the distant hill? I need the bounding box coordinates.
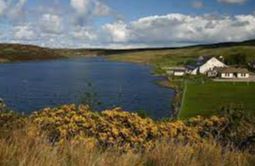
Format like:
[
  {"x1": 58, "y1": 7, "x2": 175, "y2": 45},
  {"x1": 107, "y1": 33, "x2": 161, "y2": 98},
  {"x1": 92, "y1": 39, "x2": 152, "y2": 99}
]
[
  {"x1": 0, "y1": 39, "x2": 255, "y2": 62},
  {"x1": 107, "y1": 39, "x2": 255, "y2": 67},
  {"x1": 193, "y1": 39, "x2": 255, "y2": 49},
  {"x1": 0, "y1": 44, "x2": 62, "y2": 62}
]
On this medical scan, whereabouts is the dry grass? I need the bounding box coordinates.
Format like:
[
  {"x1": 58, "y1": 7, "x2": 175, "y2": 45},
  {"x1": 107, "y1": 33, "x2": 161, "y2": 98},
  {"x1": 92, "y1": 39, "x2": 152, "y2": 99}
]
[{"x1": 0, "y1": 130, "x2": 254, "y2": 166}]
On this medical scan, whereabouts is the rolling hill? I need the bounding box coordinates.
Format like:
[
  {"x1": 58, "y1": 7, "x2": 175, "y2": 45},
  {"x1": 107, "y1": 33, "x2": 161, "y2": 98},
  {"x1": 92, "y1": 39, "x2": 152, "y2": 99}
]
[
  {"x1": 0, "y1": 39, "x2": 255, "y2": 63},
  {"x1": 0, "y1": 44, "x2": 62, "y2": 62}
]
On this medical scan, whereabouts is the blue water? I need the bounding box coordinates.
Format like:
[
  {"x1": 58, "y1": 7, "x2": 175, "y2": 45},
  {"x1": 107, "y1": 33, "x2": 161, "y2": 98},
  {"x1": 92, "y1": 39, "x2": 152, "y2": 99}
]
[{"x1": 0, "y1": 57, "x2": 174, "y2": 119}]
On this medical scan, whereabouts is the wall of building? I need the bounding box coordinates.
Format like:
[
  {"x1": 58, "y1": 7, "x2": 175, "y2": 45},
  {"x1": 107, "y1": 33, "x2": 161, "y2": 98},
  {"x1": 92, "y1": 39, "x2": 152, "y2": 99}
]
[
  {"x1": 237, "y1": 73, "x2": 249, "y2": 78},
  {"x1": 166, "y1": 70, "x2": 174, "y2": 75},
  {"x1": 190, "y1": 68, "x2": 198, "y2": 75},
  {"x1": 221, "y1": 73, "x2": 234, "y2": 78},
  {"x1": 199, "y1": 58, "x2": 226, "y2": 74},
  {"x1": 174, "y1": 71, "x2": 185, "y2": 76}
]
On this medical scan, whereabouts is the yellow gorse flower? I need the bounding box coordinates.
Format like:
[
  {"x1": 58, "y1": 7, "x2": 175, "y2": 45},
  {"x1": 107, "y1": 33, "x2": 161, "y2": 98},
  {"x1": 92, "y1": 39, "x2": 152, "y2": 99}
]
[{"x1": 28, "y1": 104, "x2": 228, "y2": 151}]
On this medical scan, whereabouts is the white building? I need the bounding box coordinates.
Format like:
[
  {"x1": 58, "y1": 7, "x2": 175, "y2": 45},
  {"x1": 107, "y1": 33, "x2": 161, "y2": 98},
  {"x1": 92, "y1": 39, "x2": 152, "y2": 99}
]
[
  {"x1": 219, "y1": 67, "x2": 250, "y2": 79},
  {"x1": 189, "y1": 57, "x2": 227, "y2": 75},
  {"x1": 165, "y1": 67, "x2": 186, "y2": 77},
  {"x1": 173, "y1": 69, "x2": 186, "y2": 76}
]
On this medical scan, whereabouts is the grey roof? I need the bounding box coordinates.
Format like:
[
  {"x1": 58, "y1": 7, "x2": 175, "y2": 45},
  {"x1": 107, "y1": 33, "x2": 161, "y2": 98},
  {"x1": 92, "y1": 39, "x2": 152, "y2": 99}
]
[
  {"x1": 164, "y1": 67, "x2": 186, "y2": 71},
  {"x1": 219, "y1": 67, "x2": 249, "y2": 74},
  {"x1": 186, "y1": 56, "x2": 225, "y2": 70},
  {"x1": 173, "y1": 69, "x2": 186, "y2": 72}
]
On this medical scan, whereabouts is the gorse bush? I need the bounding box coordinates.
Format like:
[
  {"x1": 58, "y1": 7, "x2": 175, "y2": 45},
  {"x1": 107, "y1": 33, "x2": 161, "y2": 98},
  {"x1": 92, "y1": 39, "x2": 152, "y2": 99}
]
[
  {"x1": 21, "y1": 104, "x2": 253, "y2": 153},
  {"x1": 30, "y1": 105, "x2": 201, "y2": 151},
  {"x1": 1, "y1": 103, "x2": 254, "y2": 152},
  {"x1": 185, "y1": 115, "x2": 227, "y2": 139},
  {"x1": 218, "y1": 104, "x2": 255, "y2": 152},
  {"x1": 0, "y1": 102, "x2": 25, "y2": 132},
  {"x1": 0, "y1": 103, "x2": 254, "y2": 165}
]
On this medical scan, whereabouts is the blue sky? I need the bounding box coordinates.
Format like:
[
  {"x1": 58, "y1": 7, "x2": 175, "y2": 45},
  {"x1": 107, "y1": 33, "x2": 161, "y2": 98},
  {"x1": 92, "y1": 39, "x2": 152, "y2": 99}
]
[
  {"x1": 0, "y1": 0, "x2": 255, "y2": 48},
  {"x1": 107, "y1": 0, "x2": 255, "y2": 18}
]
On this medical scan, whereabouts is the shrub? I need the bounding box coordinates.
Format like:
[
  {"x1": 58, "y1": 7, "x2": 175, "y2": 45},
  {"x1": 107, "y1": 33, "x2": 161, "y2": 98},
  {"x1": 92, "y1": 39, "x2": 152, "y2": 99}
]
[
  {"x1": 224, "y1": 53, "x2": 248, "y2": 66},
  {"x1": 1, "y1": 103, "x2": 254, "y2": 153},
  {"x1": 218, "y1": 104, "x2": 255, "y2": 152},
  {"x1": 0, "y1": 103, "x2": 25, "y2": 132},
  {"x1": 30, "y1": 105, "x2": 201, "y2": 151}
]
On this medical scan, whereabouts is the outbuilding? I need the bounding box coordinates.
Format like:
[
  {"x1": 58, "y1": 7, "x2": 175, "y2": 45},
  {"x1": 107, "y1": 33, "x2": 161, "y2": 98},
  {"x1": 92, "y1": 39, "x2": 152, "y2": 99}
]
[
  {"x1": 165, "y1": 67, "x2": 186, "y2": 76},
  {"x1": 219, "y1": 67, "x2": 250, "y2": 79}
]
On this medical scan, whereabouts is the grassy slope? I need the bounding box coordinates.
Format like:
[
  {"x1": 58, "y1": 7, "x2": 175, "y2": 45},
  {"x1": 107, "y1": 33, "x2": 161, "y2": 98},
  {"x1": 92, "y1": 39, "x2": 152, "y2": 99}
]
[
  {"x1": 0, "y1": 44, "x2": 63, "y2": 62},
  {"x1": 0, "y1": 44, "x2": 108, "y2": 62},
  {"x1": 1, "y1": 39, "x2": 255, "y2": 63},
  {"x1": 179, "y1": 82, "x2": 255, "y2": 119},
  {"x1": 108, "y1": 40, "x2": 255, "y2": 69},
  {"x1": 108, "y1": 46, "x2": 255, "y2": 67}
]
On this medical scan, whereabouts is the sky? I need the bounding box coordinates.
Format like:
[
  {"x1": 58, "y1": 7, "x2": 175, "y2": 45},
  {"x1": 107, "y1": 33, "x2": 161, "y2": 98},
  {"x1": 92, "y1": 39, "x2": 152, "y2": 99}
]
[{"x1": 0, "y1": 0, "x2": 255, "y2": 48}]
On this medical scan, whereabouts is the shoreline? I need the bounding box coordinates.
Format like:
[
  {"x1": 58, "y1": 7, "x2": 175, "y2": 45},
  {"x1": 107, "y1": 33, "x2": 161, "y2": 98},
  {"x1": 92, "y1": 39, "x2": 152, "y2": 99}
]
[{"x1": 153, "y1": 75, "x2": 183, "y2": 119}]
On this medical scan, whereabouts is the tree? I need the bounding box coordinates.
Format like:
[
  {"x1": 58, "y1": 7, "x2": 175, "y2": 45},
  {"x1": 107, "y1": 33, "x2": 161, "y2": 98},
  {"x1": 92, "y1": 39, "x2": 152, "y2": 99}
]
[{"x1": 225, "y1": 53, "x2": 247, "y2": 66}]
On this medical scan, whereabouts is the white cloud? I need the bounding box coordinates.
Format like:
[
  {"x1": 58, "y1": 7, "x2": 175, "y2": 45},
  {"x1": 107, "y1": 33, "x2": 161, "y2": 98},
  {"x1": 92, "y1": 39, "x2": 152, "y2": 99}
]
[
  {"x1": 94, "y1": 1, "x2": 111, "y2": 16},
  {"x1": 70, "y1": 0, "x2": 111, "y2": 16},
  {"x1": 70, "y1": 0, "x2": 112, "y2": 25},
  {"x1": 13, "y1": 25, "x2": 36, "y2": 40},
  {"x1": 40, "y1": 14, "x2": 62, "y2": 34},
  {"x1": 72, "y1": 26, "x2": 97, "y2": 40},
  {"x1": 102, "y1": 13, "x2": 255, "y2": 45},
  {"x1": 103, "y1": 21, "x2": 131, "y2": 42},
  {"x1": 16, "y1": 0, "x2": 27, "y2": 8},
  {"x1": 1, "y1": 0, "x2": 255, "y2": 49},
  {"x1": 192, "y1": 1, "x2": 204, "y2": 9},
  {"x1": 10, "y1": 13, "x2": 255, "y2": 48},
  {"x1": 0, "y1": 0, "x2": 27, "y2": 20},
  {"x1": 70, "y1": 0, "x2": 92, "y2": 15},
  {"x1": 218, "y1": 0, "x2": 247, "y2": 4},
  {"x1": 9, "y1": 0, "x2": 27, "y2": 19},
  {"x1": 0, "y1": 0, "x2": 7, "y2": 16}
]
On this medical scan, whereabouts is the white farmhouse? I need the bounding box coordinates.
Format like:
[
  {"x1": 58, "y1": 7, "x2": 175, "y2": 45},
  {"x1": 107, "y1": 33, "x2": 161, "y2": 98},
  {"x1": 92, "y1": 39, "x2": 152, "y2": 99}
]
[{"x1": 189, "y1": 57, "x2": 226, "y2": 75}]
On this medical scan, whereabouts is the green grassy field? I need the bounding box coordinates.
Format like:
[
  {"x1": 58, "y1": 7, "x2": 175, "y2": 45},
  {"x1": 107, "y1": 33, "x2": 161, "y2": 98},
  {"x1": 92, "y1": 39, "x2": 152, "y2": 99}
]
[
  {"x1": 108, "y1": 46, "x2": 255, "y2": 65},
  {"x1": 179, "y1": 82, "x2": 255, "y2": 119}
]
